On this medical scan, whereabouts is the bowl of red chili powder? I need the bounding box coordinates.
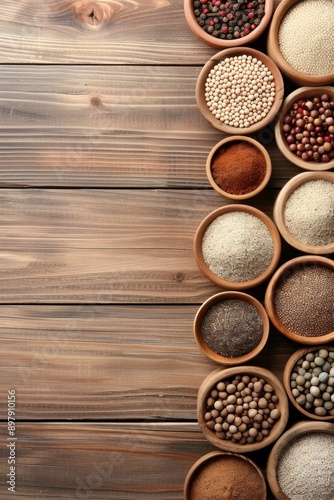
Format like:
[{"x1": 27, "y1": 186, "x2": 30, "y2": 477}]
[{"x1": 206, "y1": 136, "x2": 272, "y2": 199}]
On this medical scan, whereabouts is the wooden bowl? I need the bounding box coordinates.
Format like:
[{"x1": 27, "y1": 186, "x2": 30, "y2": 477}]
[
  {"x1": 264, "y1": 255, "x2": 334, "y2": 345},
  {"x1": 196, "y1": 47, "x2": 284, "y2": 135},
  {"x1": 267, "y1": 0, "x2": 334, "y2": 86},
  {"x1": 184, "y1": 451, "x2": 267, "y2": 500},
  {"x1": 267, "y1": 421, "x2": 334, "y2": 500},
  {"x1": 283, "y1": 346, "x2": 334, "y2": 421},
  {"x1": 206, "y1": 136, "x2": 272, "y2": 200},
  {"x1": 193, "y1": 204, "x2": 281, "y2": 291},
  {"x1": 275, "y1": 86, "x2": 334, "y2": 171},
  {"x1": 197, "y1": 366, "x2": 289, "y2": 453},
  {"x1": 273, "y1": 171, "x2": 334, "y2": 255},
  {"x1": 193, "y1": 291, "x2": 270, "y2": 365},
  {"x1": 184, "y1": 0, "x2": 274, "y2": 50}
]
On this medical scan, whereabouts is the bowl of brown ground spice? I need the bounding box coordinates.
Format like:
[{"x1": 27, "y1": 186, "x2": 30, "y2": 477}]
[
  {"x1": 206, "y1": 136, "x2": 272, "y2": 200},
  {"x1": 197, "y1": 366, "x2": 289, "y2": 453},
  {"x1": 194, "y1": 291, "x2": 270, "y2": 365},
  {"x1": 184, "y1": 450, "x2": 267, "y2": 500},
  {"x1": 264, "y1": 255, "x2": 334, "y2": 345}
]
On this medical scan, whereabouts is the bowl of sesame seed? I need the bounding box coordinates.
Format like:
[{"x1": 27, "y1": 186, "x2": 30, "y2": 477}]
[
  {"x1": 184, "y1": 0, "x2": 274, "y2": 50},
  {"x1": 193, "y1": 204, "x2": 282, "y2": 290},
  {"x1": 196, "y1": 47, "x2": 284, "y2": 135},
  {"x1": 267, "y1": 0, "x2": 334, "y2": 87}
]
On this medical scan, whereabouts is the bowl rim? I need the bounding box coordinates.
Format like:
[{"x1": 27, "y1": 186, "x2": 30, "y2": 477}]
[
  {"x1": 193, "y1": 204, "x2": 282, "y2": 291},
  {"x1": 196, "y1": 47, "x2": 284, "y2": 135},
  {"x1": 264, "y1": 255, "x2": 334, "y2": 345},
  {"x1": 266, "y1": 420, "x2": 334, "y2": 500},
  {"x1": 197, "y1": 365, "x2": 289, "y2": 453},
  {"x1": 184, "y1": 0, "x2": 274, "y2": 50},
  {"x1": 206, "y1": 135, "x2": 272, "y2": 200},
  {"x1": 283, "y1": 345, "x2": 334, "y2": 421},
  {"x1": 267, "y1": 0, "x2": 334, "y2": 86},
  {"x1": 274, "y1": 86, "x2": 334, "y2": 171},
  {"x1": 273, "y1": 171, "x2": 334, "y2": 254},
  {"x1": 193, "y1": 291, "x2": 270, "y2": 365},
  {"x1": 183, "y1": 450, "x2": 267, "y2": 500}
]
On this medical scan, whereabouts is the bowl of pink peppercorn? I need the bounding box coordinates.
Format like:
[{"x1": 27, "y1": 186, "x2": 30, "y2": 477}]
[
  {"x1": 275, "y1": 86, "x2": 334, "y2": 171},
  {"x1": 184, "y1": 0, "x2": 274, "y2": 49}
]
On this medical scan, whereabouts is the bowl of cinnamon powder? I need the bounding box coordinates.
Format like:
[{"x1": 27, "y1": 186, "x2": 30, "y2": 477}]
[{"x1": 206, "y1": 136, "x2": 272, "y2": 200}]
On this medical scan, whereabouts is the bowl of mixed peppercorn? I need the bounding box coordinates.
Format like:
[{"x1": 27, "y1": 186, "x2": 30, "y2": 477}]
[{"x1": 184, "y1": 0, "x2": 274, "y2": 49}]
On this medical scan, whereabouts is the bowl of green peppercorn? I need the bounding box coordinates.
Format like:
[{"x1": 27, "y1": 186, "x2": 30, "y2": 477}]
[{"x1": 184, "y1": 0, "x2": 274, "y2": 49}]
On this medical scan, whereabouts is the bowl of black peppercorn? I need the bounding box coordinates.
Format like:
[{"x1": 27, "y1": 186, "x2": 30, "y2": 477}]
[{"x1": 184, "y1": 0, "x2": 274, "y2": 49}]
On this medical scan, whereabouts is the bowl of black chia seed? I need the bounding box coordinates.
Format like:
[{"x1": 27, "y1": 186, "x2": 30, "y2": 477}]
[
  {"x1": 194, "y1": 291, "x2": 270, "y2": 365},
  {"x1": 184, "y1": 0, "x2": 274, "y2": 49}
]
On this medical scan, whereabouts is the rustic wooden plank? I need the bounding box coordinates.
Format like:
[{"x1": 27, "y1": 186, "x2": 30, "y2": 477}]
[
  {"x1": 0, "y1": 305, "x2": 297, "y2": 420},
  {"x1": 0, "y1": 65, "x2": 300, "y2": 188},
  {"x1": 0, "y1": 187, "x2": 303, "y2": 304},
  {"x1": 0, "y1": 422, "x2": 278, "y2": 498}
]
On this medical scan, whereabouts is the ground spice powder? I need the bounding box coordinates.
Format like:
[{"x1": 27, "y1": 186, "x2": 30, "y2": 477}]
[
  {"x1": 189, "y1": 454, "x2": 265, "y2": 500},
  {"x1": 211, "y1": 141, "x2": 266, "y2": 195}
]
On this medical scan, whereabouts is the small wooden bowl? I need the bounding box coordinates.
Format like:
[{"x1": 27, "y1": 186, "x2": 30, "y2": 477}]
[
  {"x1": 206, "y1": 136, "x2": 272, "y2": 200},
  {"x1": 275, "y1": 86, "x2": 334, "y2": 171},
  {"x1": 264, "y1": 255, "x2": 334, "y2": 345},
  {"x1": 197, "y1": 366, "x2": 289, "y2": 453},
  {"x1": 267, "y1": 0, "x2": 334, "y2": 86},
  {"x1": 196, "y1": 47, "x2": 284, "y2": 135},
  {"x1": 283, "y1": 346, "x2": 334, "y2": 421},
  {"x1": 184, "y1": 0, "x2": 274, "y2": 50},
  {"x1": 193, "y1": 291, "x2": 270, "y2": 365},
  {"x1": 267, "y1": 421, "x2": 334, "y2": 500},
  {"x1": 193, "y1": 204, "x2": 281, "y2": 291},
  {"x1": 273, "y1": 171, "x2": 334, "y2": 255},
  {"x1": 184, "y1": 451, "x2": 267, "y2": 500}
]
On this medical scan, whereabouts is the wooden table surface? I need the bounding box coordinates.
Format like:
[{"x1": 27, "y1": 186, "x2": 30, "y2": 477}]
[{"x1": 0, "y1": 1, "x2": 333, "y2": 498}]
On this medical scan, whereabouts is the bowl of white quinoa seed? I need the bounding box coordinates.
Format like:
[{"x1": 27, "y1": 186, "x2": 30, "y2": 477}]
[
  {"x1": 273, "y1": 171, "x2": 334, "y2": 255},
  {"x1": 267, "y1": 421, "x2": 334, "y2": 500},
  {"x1": 267, "y1": 0, "x2": 334, "y2": 86},
  {"x1": 193, "y1": 204, "x2": 281, "y2": 290},
  {"x1": 196, "y1": 47, "x2": 284, "y2": 135}
]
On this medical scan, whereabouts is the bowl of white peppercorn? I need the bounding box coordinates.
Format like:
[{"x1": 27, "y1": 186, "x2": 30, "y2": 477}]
[
  {"x1": 283, "y1": 346, "x2": 334, "y2": 421},
  {"x1": 193, "y1": 291, "x2": 270, "y2": 365},
  {"x1": 193, "y1": 204, "x2": 282, "y2": 291},
  {"x1": 275, "y1": 87, "x2": 334, "y2": 170},
  {"x1": 196, "y1": 47, "x2": 284, "y2": 135},
  {"x1": 184, "y1": 0, "x2": 274, "y2": 50},
  {"x1": 273, "y1": 171, "x2": 334, "y2": 255},
  {"x1": 197, "y1": 365, "x2": 289, "y2": 453},
  {"x1": 264, "y1": 255, "x2": 334, "y2": 345},
  {"x1": 266, "y1": 421, "x2": 334, "y2": 500},
  {"x1": 267, "y1": 0, "x2": 334, "y2": 87}
]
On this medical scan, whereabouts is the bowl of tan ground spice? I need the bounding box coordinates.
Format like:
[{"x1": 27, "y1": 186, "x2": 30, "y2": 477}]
[
  {"x1": 206, "y1": 136, "x2": 272, "y2": 200},
  {"x1": 273, "y1": 172, "x2": 334, "y2": 255},
  {"x1": 197, "y1": 366, "x2": 289, "y2": 453},
  {"x1": 265, "y1": 255, "x2": 334, "y2": 345},
  {"x1": 267, "y1": 421, "x2": 334, "y2": 500},
  {"x1": 194, "y1": 291, "x2": 270, "y2": 365},
  {"x1": 194, "y1": 204, "x2": 281, "y2": 290},
  {"x1": 184, "y1": 450, "x2": 267, "y2": 500}
]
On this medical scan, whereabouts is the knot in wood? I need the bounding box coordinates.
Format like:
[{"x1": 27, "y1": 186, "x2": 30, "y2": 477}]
[{"x1": 73, "y1": 2, "x2": 113, "y2": 29}]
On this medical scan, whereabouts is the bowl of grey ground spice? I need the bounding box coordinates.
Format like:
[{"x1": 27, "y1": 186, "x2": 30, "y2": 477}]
[
  {"x1": 206, "y1": 136, "x2": 272, "y2": 200},
  {"x1": 194, "y1": 204, "x2": 281, "y2": 290},
  {"x1": 273, "y1": 171, "x2": 334, "y2": 255},
  {"x1": 183, "y1": 450, "x2": 267, "y2": 500},
  {"x1": 283, "y1": 346, "x2": 334, "y2": 421},
  {"x1": 193, "y1": 291, "x2": 270, "y2": 365},
  {"x1": 197, "y1": 365, "x2": 289, "y2": 453},
  {"x1": 266, "y1": 421, "x2": 334, "y2": 500},
  {"x1": 264, "y1": 255, "x2": 334, "y2": 345}
]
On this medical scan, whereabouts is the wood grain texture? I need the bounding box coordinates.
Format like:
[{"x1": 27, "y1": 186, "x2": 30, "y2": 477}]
[
  {"x1": 0, "y1": 65, "x2": 301, "y2": 188},
  {"x1": 0, "y1": 305, "x2": 296, "y2": 420},
  {"x1": 0, "y1": 187, "x2": 303, "y2": 304}
]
